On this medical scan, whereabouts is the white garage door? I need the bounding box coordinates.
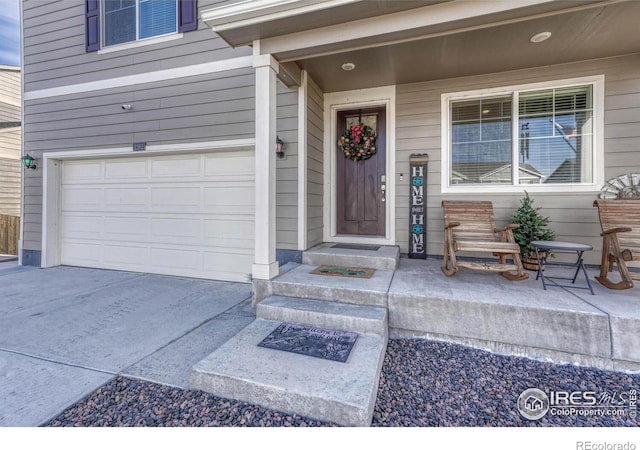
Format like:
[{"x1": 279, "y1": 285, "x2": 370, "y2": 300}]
[{"x1": 59, "y1": 151, "x2": 254, "y2": 282}]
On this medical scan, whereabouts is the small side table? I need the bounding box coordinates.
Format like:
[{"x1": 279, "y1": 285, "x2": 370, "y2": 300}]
[{"x1": 531, "y1": 241, "x2": 595, "y2": 295}]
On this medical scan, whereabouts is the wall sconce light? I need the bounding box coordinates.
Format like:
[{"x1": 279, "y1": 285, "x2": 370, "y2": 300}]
[
  {"x1": 275, "y1": 136, "x2": 286, "y2": 159},
  {"x1": 22, "y1": 153, "x2": 37, "y2": 170}
]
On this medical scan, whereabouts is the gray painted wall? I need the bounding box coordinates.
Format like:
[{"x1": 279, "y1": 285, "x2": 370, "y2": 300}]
[
  {"x1": 276, "y1": 81, "x2": 299, "y2": 250},
  {"x1": 306, "y1": 75, "x2": 324, "y2": 248},
  {"x1": 22, "y1": 0, "x2": 251, "y2": 91},
  {"x1": 395, "y1": 53, "x2": 640, "y2": 265},
  {"x1": 21, "y1": 1, "x2": 297, "y2": 254}
]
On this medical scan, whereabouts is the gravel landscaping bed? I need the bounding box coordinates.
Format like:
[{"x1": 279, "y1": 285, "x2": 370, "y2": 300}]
[{"x1": 45, "y1": 339, "x2": 639, "y2": 427}]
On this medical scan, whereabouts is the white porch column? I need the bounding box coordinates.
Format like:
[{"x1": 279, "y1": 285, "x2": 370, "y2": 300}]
[{"x1": 252, "y1": 53, "x2": 279, "y2": 280}]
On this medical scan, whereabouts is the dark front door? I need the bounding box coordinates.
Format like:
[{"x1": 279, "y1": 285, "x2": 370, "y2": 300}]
[{"x1": 336, "y1": 107, "x2": 386, "y2": 236}]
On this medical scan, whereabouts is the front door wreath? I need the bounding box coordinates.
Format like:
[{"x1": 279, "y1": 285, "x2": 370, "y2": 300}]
[{"x1": 339, "y1": 123, "x2": 377, "y2": 162}]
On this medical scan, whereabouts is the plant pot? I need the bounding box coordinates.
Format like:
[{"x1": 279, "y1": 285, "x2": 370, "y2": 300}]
[{"x1": 523, "y1": 254, "x2": 545, "y2": 271}]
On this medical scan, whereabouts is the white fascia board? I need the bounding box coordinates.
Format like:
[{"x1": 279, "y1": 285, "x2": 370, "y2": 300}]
[
  {"x1": 201, "y1": 0, "x2": 358, "y2": 31},
  {"x1": 258, "y1": 0, "x2": 558, "y2": 56}
]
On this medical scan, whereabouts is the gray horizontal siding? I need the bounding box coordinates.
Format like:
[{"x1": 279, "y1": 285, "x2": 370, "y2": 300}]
[
  {"x1": 22, "y1": 0, "x2": 252, "y2": 92},
  {"x1": 307, "y1": 75, "x2": 324, "y2": 248},
  {"x1": 22, "y1": 65, "x2": 256, "y2": 250},
  {"x1": 395, "y1": 53, "x2": 640, "y2": 265},
  {"x1": 0, "y1": 157, "x2": 21, "y2": 216},
  {"x1": 276, "y1": 80, "x2": 299, "y2": 251},
  {"x1": 23, "y1": 68, "x2": 255, "y2": 152}
]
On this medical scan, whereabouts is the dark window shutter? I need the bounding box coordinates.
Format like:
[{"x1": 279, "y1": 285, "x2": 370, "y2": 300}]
[
  {"x1": 178, "y1": 0, "x2": 198, "y2": 33},
  {"x1": 85, "y1": 0, "x2": 100, "y2": 52}
]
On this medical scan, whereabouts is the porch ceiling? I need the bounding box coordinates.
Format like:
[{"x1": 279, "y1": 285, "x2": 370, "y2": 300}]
[{"x1": 293, "y1": 0, "x2": 640, "y2": 92}]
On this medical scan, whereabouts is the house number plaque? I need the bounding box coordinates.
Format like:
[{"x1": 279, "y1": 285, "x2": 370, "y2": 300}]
[{"x1": 409, "y1": 154, "x2": 429, "y2": 259}]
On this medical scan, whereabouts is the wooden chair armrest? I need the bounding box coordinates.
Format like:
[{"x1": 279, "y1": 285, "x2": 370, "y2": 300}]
[
  {"x1": 445, "y1": 222, "x2": 461, "y2": 230},
  {"x1": 495, "y1": 224, "x2": 520, "y2": 233},
  {"x1": 602, "y1": 227, "x2": 633, "y2": 236}
]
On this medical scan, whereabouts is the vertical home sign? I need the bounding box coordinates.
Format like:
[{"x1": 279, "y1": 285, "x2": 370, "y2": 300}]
[{"x1": 409, "y1": 154, "x2": 429, "y2": 259}]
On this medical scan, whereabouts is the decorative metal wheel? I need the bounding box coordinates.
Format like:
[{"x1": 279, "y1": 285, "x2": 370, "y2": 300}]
[{"x1": 599, "y1": 173, "x2": 640, "y2": 199}]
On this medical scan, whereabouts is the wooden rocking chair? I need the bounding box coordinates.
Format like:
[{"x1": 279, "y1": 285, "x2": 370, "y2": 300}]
[
  {"x1": 441, "y1": 201, "x2": 528, "y2": 280},
  {"x1": 593, "y1": 199, "x2": 640, "y2": 290}
]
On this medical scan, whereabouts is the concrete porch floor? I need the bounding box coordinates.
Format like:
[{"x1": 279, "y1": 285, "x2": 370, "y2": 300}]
[{"x1": 389, "y1": 258, "x2": 640, "y2": 371}]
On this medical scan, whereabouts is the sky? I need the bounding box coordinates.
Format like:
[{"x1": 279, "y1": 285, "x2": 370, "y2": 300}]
[{"x1": 0, "y1": 0, "x2": 20, "y2": 66}]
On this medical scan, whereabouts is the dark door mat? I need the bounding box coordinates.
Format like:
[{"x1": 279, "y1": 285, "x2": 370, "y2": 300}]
[
  {"x1": 310, "y1": 265, "x2": 375, "y2": 278},
  {"x1": 331, "y1": 243, "x2": 381, "y2": 251},
  {"x1": 258, "y1": 322, "x2": 358, "y2": 363}
]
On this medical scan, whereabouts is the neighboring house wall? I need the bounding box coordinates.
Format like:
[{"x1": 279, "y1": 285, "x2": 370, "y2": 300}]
[
  {"x1": 0, "y1": 65, "x2": 21, "y2": 217},
  {"x1": 306, "y1": 75, "x2": 324, "y2": 248},
  {"x1": 0, "y1": 158, "x2": 21, "y2": 217},
  {"x1": 395, "y1": 53, "x2": 640, "y2": 265}
]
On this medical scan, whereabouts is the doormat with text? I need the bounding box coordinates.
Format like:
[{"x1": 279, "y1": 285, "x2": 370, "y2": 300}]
[
  {"x1": 310, "y1": 265, "x2": 375, "y2": 279},
  {"x1": 331, "y1": 243, "x2": 381, "y2": 251},
  {"x1": 258, "y1": 322, "x2": 358, "y2": 363}
]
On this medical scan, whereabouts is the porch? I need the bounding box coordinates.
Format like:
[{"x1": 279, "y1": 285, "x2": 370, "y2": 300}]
[
  {"x1": 192, "y1": 244, "x2": 640, "y2": 426},
  {"x1": 266, "y1": 252, "x2": 640, "y2": 370}
]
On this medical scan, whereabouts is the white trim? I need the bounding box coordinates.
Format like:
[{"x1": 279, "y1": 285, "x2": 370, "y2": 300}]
[
  {"x1": 323, "y1": 86, "x2": 396, "y2": 246},
  {"x1": 297, "y1": 70, "x2": 308, "y2": 251},
  {"x1": 98, "y1": 33, "x2": 184, "y2": 55},
  {"x1": 44, "y1": 139, "x2": 255, "y2": 160},
  {"x1": 23, "y1": 56, "x2": 254, "y2": 101},
  {"x1": 40, "y1": 139, "x2": 256, "y2": 269},
  {"x1": 440, "y1": 75, "x2": 605, "y2": 194},
  {"x1": 258, "y1": 0, "x2": 557, "y2": 57},
  {"x1": 201, "y1": 0, "x2": 358, "y2": 32},
  {"x1": 251, "y1": 58, "x2": 279, "y2": 280}
]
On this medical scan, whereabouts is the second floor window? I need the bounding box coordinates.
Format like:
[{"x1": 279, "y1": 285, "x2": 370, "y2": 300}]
[{"x1": 105, "y1": 0, "x2": 178, "y2": 46}]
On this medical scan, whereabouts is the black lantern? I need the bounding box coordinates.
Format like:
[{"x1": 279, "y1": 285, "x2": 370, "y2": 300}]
[
  {"x1": 22, "y1": 153, "x2": 37, "y2": 170},
  {"x1": 275, "y1": 136, "x2": 285, "y2": 159}
]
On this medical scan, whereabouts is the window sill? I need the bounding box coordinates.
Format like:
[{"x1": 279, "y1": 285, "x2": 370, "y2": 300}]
[
  {"x1": 440, "y1": 183, "x2": 602, "y2": 195},
  {"x1": 98, "y1": 33, "x2": 184, "y2": 55}
]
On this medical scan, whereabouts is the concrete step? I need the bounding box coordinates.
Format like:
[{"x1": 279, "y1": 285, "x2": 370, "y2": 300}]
[
  {"x1": 271, "y1": 264, "x2": 394, "y2": 307},
  {"x1": 257, "y1": 295, "x2": 388, "y2": 338},
  {"x1": 303, "y1": 243, "x2": 399, "y2": 270},
  {"x1": 190, "y1": 318, "x2": 387, "y2": 426}
]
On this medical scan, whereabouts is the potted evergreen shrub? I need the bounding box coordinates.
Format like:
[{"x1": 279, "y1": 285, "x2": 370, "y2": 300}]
[{"x1": 511, "y1": 192, "x2": 556, "y2": 270}]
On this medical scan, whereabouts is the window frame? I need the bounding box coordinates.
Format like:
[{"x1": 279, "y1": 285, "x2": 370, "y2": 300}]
[
  {"x1": 102, "y1": 0, "x2": 180, "y2": 49},
  {"x1": 440, "y1": 75, "x2": 605, "y2": 194}
]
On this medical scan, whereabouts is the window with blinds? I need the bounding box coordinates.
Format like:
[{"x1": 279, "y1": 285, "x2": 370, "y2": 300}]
[
  {"x1": 447, "y1": 82, "x2": 595, "y2": 189},
  {"x1": 104, "y1": 0, "x2": 178, "y2": 47},
  {"x1": 518, "y1": 86, "x2": 593, "y2": 184}
]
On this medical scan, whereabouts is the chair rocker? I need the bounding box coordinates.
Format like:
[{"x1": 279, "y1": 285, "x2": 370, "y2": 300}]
[
  {"x1": 441, "y1": 201, "x2": 528, "y2": 281},
  {"x1": 593, "y1": 199, "x2": 640, "y2": 290}
]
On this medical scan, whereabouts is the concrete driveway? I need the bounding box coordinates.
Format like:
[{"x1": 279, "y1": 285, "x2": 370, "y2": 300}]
[{"x1": 0, "y1": 262, "x2": 254, "y2": 426}]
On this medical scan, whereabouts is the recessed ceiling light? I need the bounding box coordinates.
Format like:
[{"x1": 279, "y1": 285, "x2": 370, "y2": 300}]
[
  {"x1": 341, "y1": 62, "x2": 356, "y2": 71},
  {"x1": 530, "y1": 31, "x2": 552, "y2": 43}
]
